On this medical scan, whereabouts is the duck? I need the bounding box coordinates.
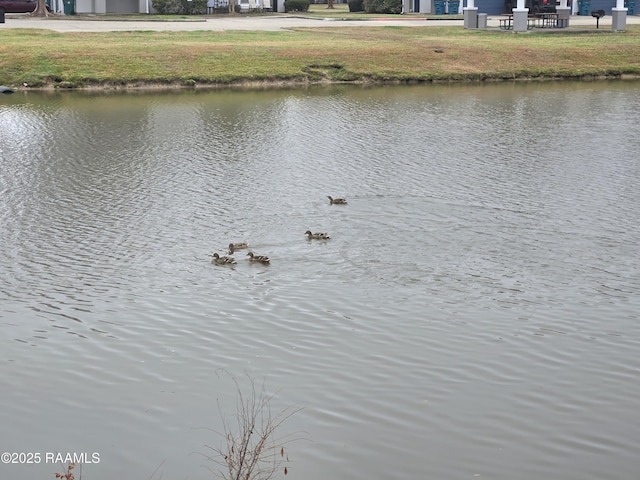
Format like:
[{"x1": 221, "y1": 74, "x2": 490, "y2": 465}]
[
  {"x1": 211, "y1": 253, "x2": 237, "y2": 265},
  {"x1": 247, "y1": 252, "x2": 270, "y2": 264},
  {"x1": 228, "y1": 242, "x2": 249, "y2": 254},
  {"x1": 327, "y1": 196, "x2": 347, "y2": 205},
  {"x1": 305, "y1": 230, "x2": 331, "y2": 240}
]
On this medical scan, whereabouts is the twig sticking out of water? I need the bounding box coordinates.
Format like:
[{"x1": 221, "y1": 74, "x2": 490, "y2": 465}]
[{"x1": 204, "y1": 373, "x2": 302, "y2": 480}]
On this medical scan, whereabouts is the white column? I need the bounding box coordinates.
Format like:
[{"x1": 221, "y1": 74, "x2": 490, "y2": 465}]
[
  {"x1": 612, "y1": 0, "x2": 628, "y2": 31},
  {"x1": 463, "y1": 0, "x2": 478, "y2": 28},
  {"x1": 513, "y1": 0, "x2": 528, "y2": 32}
]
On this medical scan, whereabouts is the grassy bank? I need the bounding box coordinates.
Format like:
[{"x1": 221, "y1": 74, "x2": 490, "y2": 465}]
[{"x1": 1, "y1": 19, "x2": 640, "y2": 90}]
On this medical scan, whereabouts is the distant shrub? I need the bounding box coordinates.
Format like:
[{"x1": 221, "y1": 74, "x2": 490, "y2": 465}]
[
  {"x1": 363, "y1": 0, "x2": 401, "y2": 13},
  {"x1": 181, "y1": 0, "x2": 208, "y2": 14},
  {"x1": 348, "y1": 0, "x2": 364, "y2": 11},
  {"x1": 152, "y1": 0, "x2": 181, "y2": 14},
  {"x1": 284, "y1": 0, "x2": 310, "y2": 11},
  {"x1": 152, "y1": 0, "x2": 207, "y2": 14}
]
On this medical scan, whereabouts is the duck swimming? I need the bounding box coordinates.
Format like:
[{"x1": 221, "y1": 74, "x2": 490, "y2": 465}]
[
  {"x1": 305, "y1": 230, "x2": 331, "y2": 240},
  {"x1": 228, "y1": 242, "x2": 249, "y2": 254},
  {"x1": 327, "y1": 196, "x2": 347, "y2": 205},
  {"x1": 211, "y1": 253, "x2": 237, "y2": 265},
  {"x1": 247, "y1": 252, "x2": 270, "y2": 264}
]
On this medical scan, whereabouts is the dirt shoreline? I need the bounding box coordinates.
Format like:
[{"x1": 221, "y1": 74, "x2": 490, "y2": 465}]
[{"x1": 15, "y1": 73, "x2": 639, "y2": 93}]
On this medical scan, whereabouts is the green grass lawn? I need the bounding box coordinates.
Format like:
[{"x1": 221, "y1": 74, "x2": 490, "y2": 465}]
[{"x1": 1, "y1": 22, "x2": 639, "y2": 89}]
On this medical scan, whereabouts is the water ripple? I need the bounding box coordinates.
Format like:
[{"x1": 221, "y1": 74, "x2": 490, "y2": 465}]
[{"x1": 1, "y1": 82, "x2": 640, "y2": 480}]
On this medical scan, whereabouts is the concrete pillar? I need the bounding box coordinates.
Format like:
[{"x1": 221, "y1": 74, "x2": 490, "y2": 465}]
[
  {"x1": 556, "y1": 6, "x2": 570, "y2": 27},
  {"x1": 612, "y1": 8, "x2": 628, "y2": 31},
  {"x1": 513, "y1": 8, "x2": 528, "y2": 31},
  {"x1": 463, "y1": 7, "x2": 478, "y2": 28}
]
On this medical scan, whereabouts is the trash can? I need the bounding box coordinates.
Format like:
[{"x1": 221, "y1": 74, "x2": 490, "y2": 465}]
[
  {"x1": 625, "y1": 0, "x2": 635, "y2": 14},
  {"x1": 448, "y1": 0, "x2": 459, "y2": 13},
  {"x1": 578, "y1": 0, "x2": 590, "y2": 15},
  {"x1": 434, "y1": 0, "x2": 446, "y2": 14},
  {"x1": 63, "y1": 0, "x2": 75, "y2": 15},
  {"x1": 477, "y1": 12, "x2": 487, "y2": 27},
  {"x1": 0, "y1": 7, "x2": 5, "y2": 23}
]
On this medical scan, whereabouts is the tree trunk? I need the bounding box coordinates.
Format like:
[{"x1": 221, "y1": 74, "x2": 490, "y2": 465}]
[{"x1": 31, "y1": 0, "x2": 51, "y2": 16}]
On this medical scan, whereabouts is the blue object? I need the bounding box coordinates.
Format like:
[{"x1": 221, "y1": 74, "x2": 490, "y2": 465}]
[
  {"x1": 434, "y1": 0, "x2": 446, "y2": 14},
  {"x1": 578, "y1": 0, "x2": 590, "y2": 15},
  {"x1": 63, "y1": 0, "x2": 75, "y2": 15},
  {"x1": 448, "y1": 0, "x2": 459, "y2": 13},
  {"x1": 624, "y1": 0, "x2": 635, "y2": 14}
]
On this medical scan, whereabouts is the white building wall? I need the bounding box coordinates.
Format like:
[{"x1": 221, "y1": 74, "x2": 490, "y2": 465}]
[
  {"x1": 74, "y1": 0, "x2": 146, "y2": 13},
  {"x1": 74, "y1": 0, "x2": 95, "y2": 13}
]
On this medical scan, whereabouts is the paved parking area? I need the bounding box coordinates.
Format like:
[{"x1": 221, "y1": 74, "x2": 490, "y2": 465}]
[{"x1": 1, "y1": 13, "x2": 638, "y2": 32}]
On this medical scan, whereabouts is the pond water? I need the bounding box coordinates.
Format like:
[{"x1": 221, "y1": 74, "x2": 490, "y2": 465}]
[{"x1": 1, "y1": 81, "x2": 640, "y2": 480}]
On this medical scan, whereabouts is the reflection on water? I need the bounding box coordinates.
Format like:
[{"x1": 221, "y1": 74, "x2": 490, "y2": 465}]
[{"x1": 1, "y1": 81, "x2": 640, "y2": 480}]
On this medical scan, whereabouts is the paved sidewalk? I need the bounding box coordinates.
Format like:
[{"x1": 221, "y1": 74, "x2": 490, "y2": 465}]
[{"x1": 1, "y1": 13, "x2": 639, "y2": 32}]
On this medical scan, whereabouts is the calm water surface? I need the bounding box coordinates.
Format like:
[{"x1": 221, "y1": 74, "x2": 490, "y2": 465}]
[{"x1": 1, "y1": 82, "x2": 639, "y2": 480}]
